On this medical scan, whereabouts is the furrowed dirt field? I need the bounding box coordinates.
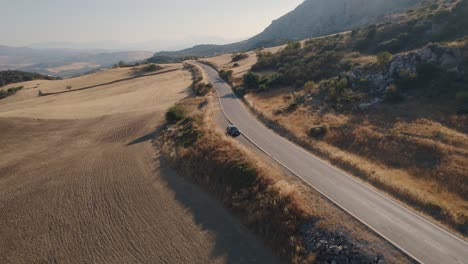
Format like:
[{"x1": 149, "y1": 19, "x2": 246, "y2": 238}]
[{"x1": 0, "y1": 65, "x2": 278, "y2": 264}]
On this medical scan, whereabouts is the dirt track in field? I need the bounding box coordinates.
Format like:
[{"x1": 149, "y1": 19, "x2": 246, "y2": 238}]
[{"x1": 0, "y1": 65, "x2": 278, "y2": 264}]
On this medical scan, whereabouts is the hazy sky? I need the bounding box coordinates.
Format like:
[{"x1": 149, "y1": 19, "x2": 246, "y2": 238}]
[{"x1": 0, "y1": 0, "x2": 303, "y2": 49}]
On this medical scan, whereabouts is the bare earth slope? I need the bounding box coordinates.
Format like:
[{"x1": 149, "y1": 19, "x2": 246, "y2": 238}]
[{"x1": 0, "y1": 65, "x2": 278, "y2": 263}]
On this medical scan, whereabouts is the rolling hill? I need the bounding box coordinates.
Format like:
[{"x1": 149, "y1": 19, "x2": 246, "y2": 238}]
[{"x1": 0, "y1": 45, "x2": 153, "y2": 78}]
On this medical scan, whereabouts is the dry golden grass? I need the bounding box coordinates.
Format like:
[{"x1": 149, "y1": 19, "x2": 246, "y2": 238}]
[
  {"x1": 0, "y1": 64, "x2": 182, "y2": 103},
  {"x1": 245, "y1": 91, "x2": 468, "y2": 235},
  {"x1": 0, "y1": 65, "x2": 280, "y2": 263},
  {"x1": 0, "y1": 65, "x2": 186, "y2": 120},
  {"x1": 159, "y1": 95, "x2": 411, "y2": 263}
]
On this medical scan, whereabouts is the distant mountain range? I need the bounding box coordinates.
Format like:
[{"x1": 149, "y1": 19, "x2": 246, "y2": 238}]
[
  {"x1": 0, "y1": 35, "x2": 244, "y2": 78},
  {"x1": 0, "y1": 45, "x2": 152, "y2": 78},
  {"x1": 151, "y1": 0, "x2": 422, "y2": 59},
  {"x1": 26, "y1": 35, "x2": 243, "y2": 52}
]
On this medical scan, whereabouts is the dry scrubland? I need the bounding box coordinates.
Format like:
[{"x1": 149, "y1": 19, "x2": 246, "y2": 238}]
[
  {"x1": 203, "y1": 37, "x2": 468, "y2": 235},
  {"x1": 202, "y1": 46, "x2": 283, "y2": 85},
  {"x1": 244, "y1": 89, "x2": 468, "y2": 231},
  {"x1": 0, "y1": 64, "x2": 278, "y2": 263},
  {"x1": 159, "y1": 91, "x2": 410, "y2": 263}
]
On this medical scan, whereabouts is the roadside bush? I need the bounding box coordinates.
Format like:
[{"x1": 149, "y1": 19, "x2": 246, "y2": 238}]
[
  {"x1": 166, "y1": 105, "x2": 186, "y2": 124},
  {"x1": 225, "y1": 163, "x2": 257, "y2": 191},
  {"x1": 194, "y1": 83, "x2": 213, "y2": 96},
  {"x1": 173, "y1": 117, "x2": 202, "y2": 147},
  {"x1": 219, "y1": 70, "x2": 233, "y2": 83}
]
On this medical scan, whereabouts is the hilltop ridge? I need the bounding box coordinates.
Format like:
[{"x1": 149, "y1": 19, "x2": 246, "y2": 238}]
[{"x1": 150, "y1": 0, "x2": 421, "y2": 59}]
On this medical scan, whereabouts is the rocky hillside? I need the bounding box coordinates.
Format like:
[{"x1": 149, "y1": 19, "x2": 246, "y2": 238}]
[
  {"x1": 249, "y1": 0, "x2": 421, "y2": 46},
  {"x1": 150, "y1": 0, "x2": 421, "y2": 59}
]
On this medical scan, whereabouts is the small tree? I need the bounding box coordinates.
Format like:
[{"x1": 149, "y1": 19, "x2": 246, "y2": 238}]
[
  {"x1": 243, "y1": 72, "x2": 260, "y2": 90},
  {"x1": 285, "y1": 41, "x2": 302, "y2": 50},
  {"x1": 377, "y1": 51, "x2": 393, "y2": 68},
  {"x1": 145, "y1": 64, "x2": 159, "y2": 72},
  {"x1": 231, "y1": 53, "x2": 248, "y2": 62}
]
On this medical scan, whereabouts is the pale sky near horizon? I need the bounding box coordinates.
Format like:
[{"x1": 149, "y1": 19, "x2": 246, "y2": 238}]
[{"x1": 0, "y1": 0, "x2": 304, "y2": 48}]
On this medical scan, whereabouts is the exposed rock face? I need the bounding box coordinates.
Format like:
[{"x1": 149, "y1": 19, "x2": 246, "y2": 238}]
[
  {"x1": 301, "y1": 220, "x2": 385, "y2": 263},
  {"x1": 344, "y1": 43, "x2": 464, "y2": 107}
]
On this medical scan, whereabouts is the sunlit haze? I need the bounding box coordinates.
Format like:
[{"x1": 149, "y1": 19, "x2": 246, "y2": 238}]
[{"x1": 0, "y1": 0, "x2": 304, "y2": 50}]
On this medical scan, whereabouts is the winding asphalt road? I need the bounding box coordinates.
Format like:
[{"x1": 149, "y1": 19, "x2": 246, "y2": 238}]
[{"x1": 194, "y1": 62, "x2": 468, "y2": 264}]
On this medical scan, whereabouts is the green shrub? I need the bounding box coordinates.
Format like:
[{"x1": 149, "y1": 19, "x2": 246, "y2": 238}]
[
  {"x1": 231, "y1": 53, "x2": 248, "y2": 62},
  {"x1": 173, "y1": 118, "x2": 202, "y2": 147},
  {"x1": 377, "y1": 52, "x2": 393, "y2": 68},
  {"x1": 144, "y1": 64, "x2": 161, "y2": 72},
  {"x1": 303, "y1": 81, "x2": 316, "y2": 91},
  {"x1": 225, "y1": 163, "x2": 257, "y2": 191},
  {"x1": 309, "y1": 124, "x2": 329, "y2": 138},
  {"x1": 285, "y1": 41, "x2": 302, "y2": 50},
  {"x1": 219, "y1": 70, "x2": 233, "y2": 83},
  {"x1": 194, "y1": 83, "x2": 213, "y2": 96},
  {"x1": 166, "y1": 105, "x2": 186, "y2": 124},
  {"x1": 243, "y1": 72, "x2": 260, "y2": 90}
]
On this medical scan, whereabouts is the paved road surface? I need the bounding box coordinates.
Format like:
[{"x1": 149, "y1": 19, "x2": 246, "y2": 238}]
[{"x1": 195, "y1": 62, "x2": 468, "y2": 264}]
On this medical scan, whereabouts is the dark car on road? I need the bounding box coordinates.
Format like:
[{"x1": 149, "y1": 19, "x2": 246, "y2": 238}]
[{"x1": 226, "y1": 125, "x2": 241, "y2": 137}]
